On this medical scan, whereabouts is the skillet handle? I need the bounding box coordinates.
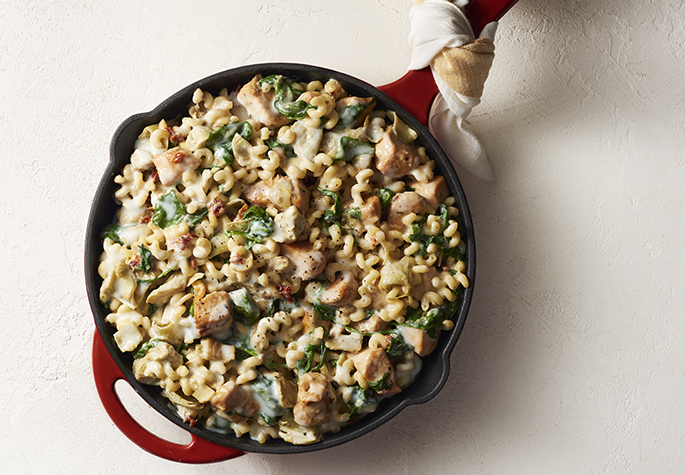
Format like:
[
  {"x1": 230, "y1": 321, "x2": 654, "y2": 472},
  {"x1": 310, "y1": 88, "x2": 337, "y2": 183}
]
[
  {"x1": 379, "y1": 0, "x2": 520, "y2": 126},
  {"x1": 92, "y1": 330, "x2": 245, "y2": 463}
]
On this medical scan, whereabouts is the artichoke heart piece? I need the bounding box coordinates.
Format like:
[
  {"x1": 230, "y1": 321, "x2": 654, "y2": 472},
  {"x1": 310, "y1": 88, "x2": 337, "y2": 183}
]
[
  {"x1": 132, "y1": 341, "x2": 183, "y2": 385},
  {"x1": 378, "y1": 261, "x2": 411, "y2": 298},
  {"x1": 146, "y1": 271, "x2": 187, "y2": 306},
  {"x1": 277, "y1": 418, "x2": 322, "y2": 445},
  {"x1": 100, "y1": 261, "x2": 137, "y2": 308},
  {"x1": 387, "y1": 111, "x2": 418, "y2": 145},
  {"x1": 209, "y1": 232, "x2": 229, "y2": 259},
  {"x1": 163, "y1": 388, "x2": 206, "y2": 409}
]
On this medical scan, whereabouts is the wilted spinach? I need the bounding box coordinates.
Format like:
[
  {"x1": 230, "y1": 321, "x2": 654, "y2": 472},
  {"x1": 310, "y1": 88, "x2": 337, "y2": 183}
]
[
  {"x1": 152, "y1": 191, "x2": 208, "y2": 229},
  {"x1": 206, "y1": 121, "x2": 252, "y2": 165}
]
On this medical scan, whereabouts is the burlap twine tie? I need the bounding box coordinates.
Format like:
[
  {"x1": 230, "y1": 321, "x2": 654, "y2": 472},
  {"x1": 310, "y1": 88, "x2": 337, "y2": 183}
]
[{"x1": 409, "y1": 0, "x2": 497, "y2": 180}]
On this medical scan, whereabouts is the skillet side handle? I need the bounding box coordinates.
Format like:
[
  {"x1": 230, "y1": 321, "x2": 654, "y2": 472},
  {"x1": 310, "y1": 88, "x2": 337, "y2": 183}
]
[
  {"x1": 378, "y1": 68, "x2": 437, "y2": 127},
  {"x1": 92, "y1": 330, "x2": 245, "y2": 464},
  {"x1": 466, "y1": 0, "x2": 520, "y2": 37}
]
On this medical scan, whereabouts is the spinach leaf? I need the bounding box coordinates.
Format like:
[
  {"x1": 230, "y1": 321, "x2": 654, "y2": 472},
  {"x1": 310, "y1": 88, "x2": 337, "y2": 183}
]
[
  {"x1": 346, "y1": 386, "x2": 378, "y2": 421},
  {"x1": 258, "y1": 75, "x2": 314, "y2": 120},
  {"x1": 136, "y1": 263, "x2": 177, "y2": 284},
  {"x1": 100, "y1": 224, "x2": 125, "y2": 245},
  {"x1": 317, "y1": 187, "x2": 342, "y2": 224},
  {"x1": 133, "y1": 339, "x2": 161, "y2": 359},
  {"x1": 297, "y1": 339, "x2": 328, "y2": 377},
  {"x1": 338, "y1": 99, "x2": 375, "y2": 128},
  {"x1": 277, "y1": 101, "x2": 314, "y2": 121},
  {"x1": 334, "y1": 137, "x2": 375, "y2": 163},
  {"x1": 313, "y1": 288, "x2": 368, "y2": 336},
  {"x1": 225, "y1": 206, "x2": 274, "y2": 249},
  {"x1": 346, "y1": 207, "x2": 361, "y2": 221},
  {"x1": 135, "y1": 245, "x2": 153, "y2": 273},
  {"x1": 251, "y1": 372, "x2": 289, "y2": 425},
  {"x1": 264, "y1": 137, "x2": 297, "y2": 158},
  {"x1": 408, "y1": 215, "x2": 463, "y2": 260},
  {"x1": 229, "y1": 288, "x2": 260, "y2": 326},
  {"x1": 206, "y1": 122, "x2": 252, "y2": 165},
  {"x1": 437, "y1": 203, "x2": 450, "y2": 229},
  {"x1": 221, "y1": 332, "x2": 258, "y2": 361},
  {"x1": 367, "y1": 372, "x2": 391, "y2": 393},
  {"x1": 399, "y1": 287, "x2": 463, "y2": 337},
  {"x1": 377, "y1": 188, "x2": 394, "y2": 209},
  {"x1": 384, "y1": 330, "x2": 411, "y2": 360},
  {"x1": 152, "y1": 191, "x2": 208, "y2": 229}
]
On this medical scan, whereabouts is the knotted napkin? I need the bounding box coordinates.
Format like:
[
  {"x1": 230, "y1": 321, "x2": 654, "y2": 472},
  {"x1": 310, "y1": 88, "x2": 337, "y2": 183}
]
[{"x1": 409, "y1": 0, "x2": 497, "y2": 180}]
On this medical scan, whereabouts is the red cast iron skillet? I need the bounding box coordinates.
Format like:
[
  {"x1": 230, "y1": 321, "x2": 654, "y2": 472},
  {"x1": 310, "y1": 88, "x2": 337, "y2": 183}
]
[{"x1": 85, "y1": 0, "x2": 518, "y2": 463}]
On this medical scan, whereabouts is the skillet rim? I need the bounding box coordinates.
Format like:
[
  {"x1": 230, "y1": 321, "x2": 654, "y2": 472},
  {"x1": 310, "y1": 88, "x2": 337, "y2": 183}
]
[{"x1": 84, "y1": 62, "x2": 476, "y2": 454}]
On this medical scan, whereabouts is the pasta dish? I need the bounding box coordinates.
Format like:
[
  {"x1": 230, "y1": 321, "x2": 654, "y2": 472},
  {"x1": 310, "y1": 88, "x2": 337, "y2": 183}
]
[{"x1": 98, "y1": 74, "x2": 469, "y2": 445}]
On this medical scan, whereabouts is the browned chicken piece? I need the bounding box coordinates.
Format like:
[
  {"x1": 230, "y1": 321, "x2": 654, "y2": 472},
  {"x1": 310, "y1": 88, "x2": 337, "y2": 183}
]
[
  {"x1": 401, "y1": 327, "x2": 441, "y2": 357},
  {"x1": 293, "y1": 372, "x2": 336, "y2": 427},
  {"x1": 352, "y1": 313, "x2": 388, "y2": 333},
  {"x1": 302, "y1": 311, "x2": 331, "y2": 334},
  {"x1": 374, "y1": 129, "x2": 421, "y2": 178},
  {"x1": 280, "y1": 241, "x2": 326, "y2": 281},
  {"x1": 242, "y1": 175, "x2": 309, "y2": 213},
  {"x1": 265, "y1": 371, "x2": 298, "y2": 408},
  {"x1": 387, "y1": 191, "x2": 427, "y2": 229},
  {"x1": 335, "y1": 96, "x2": 375, "y2": 128},
  {"x1": 408, "y1": 176, "x2": 449, "y2": 208},
  {"x1": 193, "y1": 291, "x2": 233, "y2": 337},
  {"x1": 320, "y1": 271, "x2": 359, "y2": 306},
  {"x1": 358, "y1": 195, "x2": 381, "y2": 226},
  {"x1": 236, "y1": 75, "x2": 292, "y2": 127},
  {"x1": 210, "y1": 381, "x2": 260, "y2": 422},
  {"x1": 352, "y1": 348, "x2": 401, "y2": 395},
  {"x1": 152, "y1": 146, "x2": 201, "y2": 186}
]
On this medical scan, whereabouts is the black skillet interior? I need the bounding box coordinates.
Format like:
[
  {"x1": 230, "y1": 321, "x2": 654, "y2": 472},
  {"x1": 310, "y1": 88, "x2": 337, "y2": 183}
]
[{"x1": 85, "y1": 63, "x2": 476, "y2": 454}]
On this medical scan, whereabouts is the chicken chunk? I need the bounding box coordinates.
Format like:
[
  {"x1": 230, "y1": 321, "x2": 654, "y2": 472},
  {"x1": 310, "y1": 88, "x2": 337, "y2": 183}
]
[
  {"x1": 193, "y1": 291, "x2": 233, "y2": 337},
  {"x1": 302, "y1": 311, "x2": 331, "y2": 334},
  {"x1": 272, "y1": 206, "x2": 307, "y2": 243},
  {"x1": 352, "y1": 348, "x2": 401, "y2": 395},
  {"x1": 236, "y1": 75, "x2": 291, "y2": 128},
  {"x1": 361, "y1": 195, "x2": 382, "y2": 226},
  {"x1": 280, "y1": 241, "x2": 326, "y2": 281},
  {"x1": 320, "y1": 271, "x2": 359, "y2": 306},
  {"x1": 387, "y1": 191, "x2": 427, "y2": 229},
  {"x1": 408, "y1": 176, "x2": 449, "y2": 208},
  {"x1": 132, "y1": 341, "x2": 183, "y2": 385},
  {"x1": 293, "y1": 372, "x2": 336, "y2": 427},
  {"x1": 152, "y1": 146, "x2": 201, "y2": 186},
  {"x1": 242, "y1": 175, "x2": 309, "y2": 213},
  {"x1": 336, "y1": 96, "x2": 375, "y2": 128},
  {"x1": 210, "y1": 381, "x2": 260, "y2": 422},
  {"x1": 374, "y1": 129, "x2": 421, "y2": 178},
  {"x1": 352, "y1": 313, "x2": 388, "y2": 333},
  {"x1": 291, "y1": 121, "x2": 323, "y2": 161},
  {"x1": 401, "y1": 327, "x2": 440, "y2": 357}
]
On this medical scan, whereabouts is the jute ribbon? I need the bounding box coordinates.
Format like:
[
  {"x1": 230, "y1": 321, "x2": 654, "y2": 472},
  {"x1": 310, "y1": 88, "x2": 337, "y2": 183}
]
[{"x1": 409, "y1": 0, "x2": 497, "y2": 180}]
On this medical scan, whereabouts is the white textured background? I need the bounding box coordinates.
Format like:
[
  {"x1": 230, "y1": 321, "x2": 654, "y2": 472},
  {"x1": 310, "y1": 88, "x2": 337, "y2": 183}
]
[{"x1": 2, "y1": 0, "x2": 684, "y2": 473}]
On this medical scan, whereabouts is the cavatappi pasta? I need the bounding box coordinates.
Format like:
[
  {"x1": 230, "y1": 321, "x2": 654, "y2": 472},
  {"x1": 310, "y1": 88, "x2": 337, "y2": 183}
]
[{"x1": 98, "y1": 74, "x2": 468, "y2": 445}]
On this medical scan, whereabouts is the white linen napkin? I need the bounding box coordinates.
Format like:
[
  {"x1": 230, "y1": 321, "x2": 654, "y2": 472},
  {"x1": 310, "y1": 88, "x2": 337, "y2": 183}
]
[{"x1": 409, "y1": 0, "x2": 498, "y2": 180}]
